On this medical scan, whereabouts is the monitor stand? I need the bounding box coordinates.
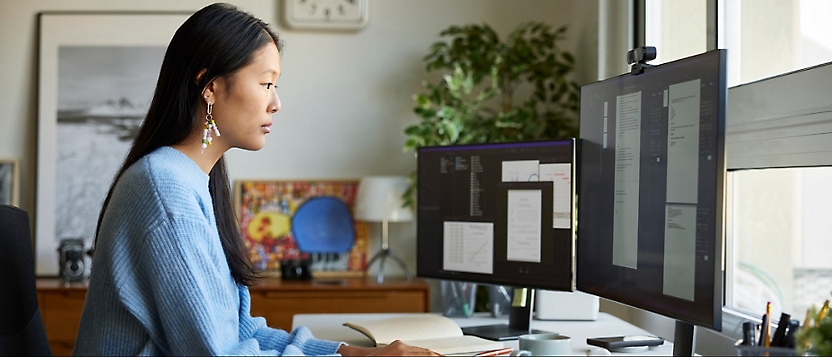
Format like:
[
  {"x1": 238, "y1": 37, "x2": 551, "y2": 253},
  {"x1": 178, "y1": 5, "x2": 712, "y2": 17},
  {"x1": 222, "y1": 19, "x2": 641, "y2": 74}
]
[
  {"x1": 461, "y1": 288, "x2": 548, "y2": 341},
  {"x1": 672, "y1": 320, "x2": 695, "y2": 356}
]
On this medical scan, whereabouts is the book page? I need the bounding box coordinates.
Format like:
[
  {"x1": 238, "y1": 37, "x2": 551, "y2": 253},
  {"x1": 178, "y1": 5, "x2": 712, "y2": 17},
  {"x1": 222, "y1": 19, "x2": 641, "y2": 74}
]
[
  {"x1": 402, "y1": 335, "x2": 505, "y2": 355},
  {"x1": 343, "y1": 315, "x2": 463, "y2": 345}
]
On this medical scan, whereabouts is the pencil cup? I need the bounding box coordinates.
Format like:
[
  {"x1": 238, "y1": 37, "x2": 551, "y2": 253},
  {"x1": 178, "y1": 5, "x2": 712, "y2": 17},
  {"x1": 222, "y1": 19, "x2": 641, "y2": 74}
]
[
  {"x1": 735, "y1": 345, "x2": 800, "y2": 356},
  {"x1": 440, "y1": 280, "x2": 476, "y2": 317}
]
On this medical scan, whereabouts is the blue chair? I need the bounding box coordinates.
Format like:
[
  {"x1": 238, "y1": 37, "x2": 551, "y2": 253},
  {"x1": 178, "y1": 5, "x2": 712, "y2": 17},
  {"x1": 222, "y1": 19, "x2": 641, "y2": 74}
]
[
  {"x1": 291, "y1": 197, "x2": 355, "y2": 253},
  {"x1": 291, "y1": 197, "x2": 356, "y2": 275},
  {"x1": 0, "y1": 205, "x2": 52, "y2": 356}
]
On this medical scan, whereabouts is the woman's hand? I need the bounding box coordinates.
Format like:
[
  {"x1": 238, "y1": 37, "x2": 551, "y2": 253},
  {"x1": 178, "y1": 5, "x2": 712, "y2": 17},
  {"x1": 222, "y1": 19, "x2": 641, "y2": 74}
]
[{"x1": 337, "y1": 340, "x2": 442, "y2": 356}]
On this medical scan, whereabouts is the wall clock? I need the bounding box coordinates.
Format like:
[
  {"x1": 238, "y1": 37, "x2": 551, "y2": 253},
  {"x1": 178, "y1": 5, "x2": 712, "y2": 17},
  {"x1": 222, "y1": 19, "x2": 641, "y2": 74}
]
[{"x1": 284, "y1": 0, "x2": 369, "y2": 31}]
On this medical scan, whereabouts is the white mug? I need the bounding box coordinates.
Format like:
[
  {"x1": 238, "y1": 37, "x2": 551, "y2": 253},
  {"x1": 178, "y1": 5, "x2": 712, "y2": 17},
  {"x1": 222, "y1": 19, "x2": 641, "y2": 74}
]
[{"x1": 510, "y1": 333, "x2": 572, "y2": 356}]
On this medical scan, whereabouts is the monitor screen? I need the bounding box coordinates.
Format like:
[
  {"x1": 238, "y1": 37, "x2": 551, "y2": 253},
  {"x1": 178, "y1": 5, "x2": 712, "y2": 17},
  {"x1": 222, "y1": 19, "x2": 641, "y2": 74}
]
[
  {"x1": 576, "y1": 50, "x2": 726, "y2": 334},
  {"x1": 416, "y1": 140, "x2": 575, "y2": 292},
  {"x1": 416, "y1": 139, "x2": 576, "y2": 340}
]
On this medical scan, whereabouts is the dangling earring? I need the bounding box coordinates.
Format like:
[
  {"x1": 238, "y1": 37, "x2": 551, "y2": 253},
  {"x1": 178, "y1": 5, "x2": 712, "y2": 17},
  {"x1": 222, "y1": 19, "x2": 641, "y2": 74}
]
[{"x1": 201, "y1": 102, "x2": 221, "y2": 153}]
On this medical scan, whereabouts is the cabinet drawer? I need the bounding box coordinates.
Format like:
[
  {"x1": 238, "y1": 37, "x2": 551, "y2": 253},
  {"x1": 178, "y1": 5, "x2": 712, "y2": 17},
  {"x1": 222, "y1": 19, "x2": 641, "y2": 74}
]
[
  {"x1": 250, "y1": 290, "x2": 427, "y2": 330},
  {"x1": 40, "y1": 291, "x2": 86, "y2": 341}
]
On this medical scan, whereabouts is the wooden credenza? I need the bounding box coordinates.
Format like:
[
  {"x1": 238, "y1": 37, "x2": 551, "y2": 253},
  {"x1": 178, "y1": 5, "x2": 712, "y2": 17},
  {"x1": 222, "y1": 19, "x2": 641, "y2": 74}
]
[{"x1": 36, "y1": 277, "x2": 430, "y2": 356}]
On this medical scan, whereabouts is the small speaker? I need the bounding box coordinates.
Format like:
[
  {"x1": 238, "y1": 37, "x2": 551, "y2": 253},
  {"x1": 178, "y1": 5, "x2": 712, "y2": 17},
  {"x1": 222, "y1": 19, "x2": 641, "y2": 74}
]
[{"x1": 58, "y1": 238, "x2": 85, "y2": 282}]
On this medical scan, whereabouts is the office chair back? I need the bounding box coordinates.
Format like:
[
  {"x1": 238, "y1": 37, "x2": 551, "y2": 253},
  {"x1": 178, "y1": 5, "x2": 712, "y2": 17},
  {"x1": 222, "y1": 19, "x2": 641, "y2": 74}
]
[{"x1": 0, "y1": 205, "x2": 51, "y2": 356}]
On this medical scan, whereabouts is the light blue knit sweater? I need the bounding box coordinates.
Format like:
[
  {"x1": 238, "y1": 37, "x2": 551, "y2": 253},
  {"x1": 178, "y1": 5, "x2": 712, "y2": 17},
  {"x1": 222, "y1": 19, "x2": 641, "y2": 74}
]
[{"x1": 73, "y1": 147, "x2": 343, "y2": 356}]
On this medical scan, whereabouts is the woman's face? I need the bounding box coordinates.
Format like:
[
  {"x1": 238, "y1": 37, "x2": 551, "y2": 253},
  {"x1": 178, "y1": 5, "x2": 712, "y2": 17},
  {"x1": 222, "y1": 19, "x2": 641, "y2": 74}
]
[{"x1": 208, "y1": 42, "x2": 281, "y2": 151}]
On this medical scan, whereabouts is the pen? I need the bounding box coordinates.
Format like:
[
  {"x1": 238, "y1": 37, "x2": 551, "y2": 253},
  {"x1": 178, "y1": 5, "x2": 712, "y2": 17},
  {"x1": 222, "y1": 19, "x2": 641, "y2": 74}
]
[
  {"x1": 802, "y1": 308, "x2": 814, "y2": 350},
  {"x1": 771, "y1": 312, "x2": 791, "y2": 347},
  {"x1": 473, "y1": 347, "x2": 513, "y2": 356},
  {"x1": 741, "y1": 321, "x2": 757, "y2": 346},
  {"x1": 817, "y1": 300, "x2": 830, "y2": 323},
  {"x1": 757, "y1": 313, "x2": 768, "y2": 347},
  {"x1": 763, "y1": 301, "x2": 772, "y2": 348}
]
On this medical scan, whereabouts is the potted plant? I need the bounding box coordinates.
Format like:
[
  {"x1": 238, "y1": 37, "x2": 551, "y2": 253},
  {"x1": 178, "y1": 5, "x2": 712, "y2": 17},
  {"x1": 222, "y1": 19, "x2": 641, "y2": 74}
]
[
  {"x1": 402, "y1": 22, "x2": 580, "y2": 207},
  {"x1": 797, "y1": 298, "x2": 831, "y2": 356}
]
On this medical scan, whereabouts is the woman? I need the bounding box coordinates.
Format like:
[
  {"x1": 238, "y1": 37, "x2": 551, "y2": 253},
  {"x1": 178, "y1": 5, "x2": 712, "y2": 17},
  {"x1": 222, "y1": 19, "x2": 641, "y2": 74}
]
[{"x1": 73, "y1": 3, "x2": 437, "y2": 356}]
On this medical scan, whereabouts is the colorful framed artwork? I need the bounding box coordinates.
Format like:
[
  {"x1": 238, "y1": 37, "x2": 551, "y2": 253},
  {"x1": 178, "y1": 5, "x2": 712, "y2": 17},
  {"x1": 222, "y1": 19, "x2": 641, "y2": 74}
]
[
  {"x1": 0, "y1": 159, "x2": 19, "y2": 206},
  {"x1": 35, "y1": 12, "x2": 190, "y2": 276},
  {"x1": 233, "y1": 180, "x2": 369, "y2": 278}
]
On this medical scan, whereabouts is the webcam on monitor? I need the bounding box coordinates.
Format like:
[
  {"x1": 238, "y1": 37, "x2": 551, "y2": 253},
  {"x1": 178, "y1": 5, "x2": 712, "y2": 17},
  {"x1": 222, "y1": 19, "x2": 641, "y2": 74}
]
[{"x1": 627, "y1": 46, "x2": 657, "y2": 75}]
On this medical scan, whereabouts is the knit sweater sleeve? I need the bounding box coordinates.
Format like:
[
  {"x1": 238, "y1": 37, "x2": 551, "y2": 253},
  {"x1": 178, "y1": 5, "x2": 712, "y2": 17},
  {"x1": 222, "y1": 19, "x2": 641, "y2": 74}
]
[
  {"x1": 139, "y1": 215, "x2": 342, "y2": 356},
  {"x1": 237, "y1": 286, "x2": 344, "y2": 355}
]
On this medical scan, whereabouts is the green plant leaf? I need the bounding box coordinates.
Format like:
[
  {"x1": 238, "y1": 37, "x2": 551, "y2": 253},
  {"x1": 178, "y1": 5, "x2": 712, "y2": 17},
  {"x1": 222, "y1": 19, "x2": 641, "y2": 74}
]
[{"x1": 405, "y1": 20, "x2": 580, "y2": 197}]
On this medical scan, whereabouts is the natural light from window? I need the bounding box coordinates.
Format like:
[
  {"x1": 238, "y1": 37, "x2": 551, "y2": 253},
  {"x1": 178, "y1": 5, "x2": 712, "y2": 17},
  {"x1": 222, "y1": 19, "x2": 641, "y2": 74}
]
[
  {"x1": 719, "y1": 0, "x2": 832, "y2": 87},
  {"x1": 727, "y1": 168, "x2": 832, "y2": 318},
  {"x1": 645, "y1": 0, "x2": 706, "y2": 65}
]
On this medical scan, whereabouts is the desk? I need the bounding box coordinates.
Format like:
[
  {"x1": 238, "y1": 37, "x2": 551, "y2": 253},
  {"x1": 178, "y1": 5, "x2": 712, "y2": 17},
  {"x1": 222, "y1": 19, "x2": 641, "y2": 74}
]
[{"x1": 292, "y1": 312, "x2": 675, "y2": 356}]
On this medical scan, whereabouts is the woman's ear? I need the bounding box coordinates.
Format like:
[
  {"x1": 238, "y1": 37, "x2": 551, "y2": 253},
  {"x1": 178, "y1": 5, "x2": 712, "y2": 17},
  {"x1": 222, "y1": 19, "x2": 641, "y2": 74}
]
[
  {"x1": 195, "y1": 69, "x2": 214, "y2": 102},
  {"x1": 201, "y1": 83, "x2": 215, "y2": 103}
]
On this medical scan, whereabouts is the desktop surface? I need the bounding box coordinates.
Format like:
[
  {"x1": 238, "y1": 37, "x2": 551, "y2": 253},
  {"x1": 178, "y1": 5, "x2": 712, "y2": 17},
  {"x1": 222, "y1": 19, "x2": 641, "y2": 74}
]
[{"x1": 292, "y1": 312, "x2": 675, "y2": 356}]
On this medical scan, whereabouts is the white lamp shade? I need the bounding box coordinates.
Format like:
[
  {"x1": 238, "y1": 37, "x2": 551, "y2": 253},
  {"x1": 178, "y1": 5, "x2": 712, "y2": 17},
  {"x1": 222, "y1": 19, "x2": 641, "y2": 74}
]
[{"x1": 354, "y1": 176, "x2": 413, "y2": 222}]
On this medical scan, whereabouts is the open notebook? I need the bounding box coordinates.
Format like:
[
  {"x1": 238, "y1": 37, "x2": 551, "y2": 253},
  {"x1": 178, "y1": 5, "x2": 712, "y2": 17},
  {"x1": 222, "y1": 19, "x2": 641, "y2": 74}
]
[{"x1": 343, "y1": 314, "x2": 505, "y2": 355}]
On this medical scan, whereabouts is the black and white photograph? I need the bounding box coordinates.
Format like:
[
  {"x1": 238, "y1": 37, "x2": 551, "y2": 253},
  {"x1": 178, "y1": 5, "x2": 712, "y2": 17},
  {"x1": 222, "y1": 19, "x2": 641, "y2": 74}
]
[
  {"x1": 55, "y1": 46, "x2": 164, "y2": 253},
  {"x1": 0, "y1": 159, "x2": 18, "y2": 206},
  {"x1": 37, "y1": 13, "x2": 190, "y2": 276}
]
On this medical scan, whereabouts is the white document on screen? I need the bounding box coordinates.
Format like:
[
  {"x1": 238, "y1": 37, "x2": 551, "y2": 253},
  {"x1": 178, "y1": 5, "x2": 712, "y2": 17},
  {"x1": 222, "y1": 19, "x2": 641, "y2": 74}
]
[
  {"x1": 443, "y1": 221, "x2": 494, "y2": 274},
  {"x1": 612, "y1": 92, "x2": 641, "y2": 269},
  {"x1": 539, "y1": 163, "x2": 572, "y2": 229},
  {"x1": 666, "y1": 79, "x2": 700, "y2": 204},
  {"x1": 663, "y1": 204, "x2": 696, "y2": 301},
  {"x1": 506, "y1": 189, "x2": 542, "y2": 263},
  {"x1": 501, "y1": 160, "x2": 540, "y2": 182}
]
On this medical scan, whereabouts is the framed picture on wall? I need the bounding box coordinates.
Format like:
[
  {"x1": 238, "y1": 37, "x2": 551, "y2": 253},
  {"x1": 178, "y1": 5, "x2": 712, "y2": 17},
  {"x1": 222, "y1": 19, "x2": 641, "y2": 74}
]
[
  {"x1": 233, "y1": 179, "x2": 369, "y2": 278},
  {"x1": 35, "y1": 12, "x2": 190, "y2": 276},
  {"x1": 0, "y1": 159, "x2": 19, "y2": 206}
]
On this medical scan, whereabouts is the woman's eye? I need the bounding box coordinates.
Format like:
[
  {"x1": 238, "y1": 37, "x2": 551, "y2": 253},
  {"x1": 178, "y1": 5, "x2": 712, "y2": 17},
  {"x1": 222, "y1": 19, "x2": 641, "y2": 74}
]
[{"x1": 263, "y1": 83, "x2": 274, "y2": 89}]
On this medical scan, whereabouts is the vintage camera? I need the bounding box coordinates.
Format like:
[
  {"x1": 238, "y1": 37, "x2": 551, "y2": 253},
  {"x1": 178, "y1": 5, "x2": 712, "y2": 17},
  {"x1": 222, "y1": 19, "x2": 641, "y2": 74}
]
[
  {"x1": 280, "y1": 258, "x2": 312, "y2": 280},
  {"x1": 58, "y1": 238, "x2": 86, "y2": 282}
]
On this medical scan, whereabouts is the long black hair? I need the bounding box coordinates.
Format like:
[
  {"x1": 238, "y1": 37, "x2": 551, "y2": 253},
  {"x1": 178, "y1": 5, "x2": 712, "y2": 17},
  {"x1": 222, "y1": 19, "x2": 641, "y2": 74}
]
[{"x1": 95, "y1": 3, "x2": 282, "y2": 286}]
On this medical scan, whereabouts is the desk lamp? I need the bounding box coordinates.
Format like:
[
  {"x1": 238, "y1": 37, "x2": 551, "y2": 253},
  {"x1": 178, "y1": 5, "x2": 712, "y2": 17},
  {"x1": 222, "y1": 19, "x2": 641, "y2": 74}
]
[{"x1": 354, "y1": 176, "x2": 413, "y2": 283}]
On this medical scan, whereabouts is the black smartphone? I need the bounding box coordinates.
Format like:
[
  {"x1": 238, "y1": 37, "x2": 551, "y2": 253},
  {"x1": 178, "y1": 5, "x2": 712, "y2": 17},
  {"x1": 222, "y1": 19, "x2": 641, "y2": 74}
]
[{"x1": 586, "y1": 335, "x2": 664, "y2": 350}]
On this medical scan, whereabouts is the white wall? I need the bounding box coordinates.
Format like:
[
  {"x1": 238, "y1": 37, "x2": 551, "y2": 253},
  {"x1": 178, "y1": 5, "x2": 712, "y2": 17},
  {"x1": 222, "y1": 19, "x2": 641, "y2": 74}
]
[{"x1": 0, "y1": 0, "x2": 597, "y2": 309}]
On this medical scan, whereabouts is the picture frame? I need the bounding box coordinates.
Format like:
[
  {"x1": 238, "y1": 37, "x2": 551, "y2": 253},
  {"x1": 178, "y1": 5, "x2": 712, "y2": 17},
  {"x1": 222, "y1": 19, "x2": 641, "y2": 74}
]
[
  {"x1": 35, "y1": 12, "x2": 190, "y2": 276},
  {"x1": 0, "y1": 159, "x2": 19, "y2": 207},
  {"x1": 233, "y1": 179, "x2": 369, "y2": 278}
]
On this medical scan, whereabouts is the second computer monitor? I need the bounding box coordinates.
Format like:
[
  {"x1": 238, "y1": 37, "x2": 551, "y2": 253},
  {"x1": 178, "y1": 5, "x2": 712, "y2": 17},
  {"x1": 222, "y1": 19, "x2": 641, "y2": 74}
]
[
  {"x1": 416, "y1": 139, "x2": 575, "y2": 292},
  {"x1": 576, "y1": 50, "x2": 726, "y2": 346}
]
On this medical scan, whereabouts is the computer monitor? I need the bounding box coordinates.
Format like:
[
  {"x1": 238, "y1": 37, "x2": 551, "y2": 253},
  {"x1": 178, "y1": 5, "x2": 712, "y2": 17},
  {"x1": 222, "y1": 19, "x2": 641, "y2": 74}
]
[
  {"x1": 416, "y1": 139, "x2": 575, "y2": 341},
  {"x1": 576, "y1": 49, "x2": 726, "y2": 356}
]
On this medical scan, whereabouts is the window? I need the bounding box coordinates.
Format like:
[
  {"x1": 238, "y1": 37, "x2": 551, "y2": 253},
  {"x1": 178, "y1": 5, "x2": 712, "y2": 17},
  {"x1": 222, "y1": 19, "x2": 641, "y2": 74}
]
[
  {"x1": 720, "y1": 0, "x2": 832, "y2": 87},
  {"x1": 726, "y1": 168, "x2": 832, "y2": 319},
  {"x1": 645, "y1": 0, "x2": 707, "y2": 65},
  {"x1": 720, "y1": 0, "x2": 832, "y2": 321}
]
